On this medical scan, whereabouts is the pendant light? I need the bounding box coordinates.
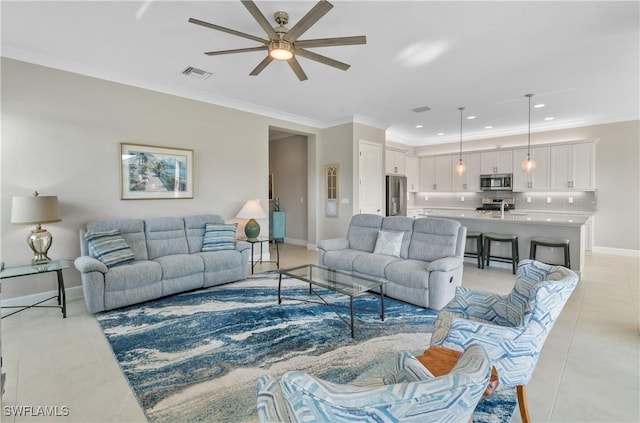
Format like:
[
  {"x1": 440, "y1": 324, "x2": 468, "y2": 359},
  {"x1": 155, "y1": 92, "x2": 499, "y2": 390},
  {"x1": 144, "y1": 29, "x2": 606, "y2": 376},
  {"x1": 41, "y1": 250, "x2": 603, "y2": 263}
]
[
  {"x1": 521, "y1": 93, "x2": 536, "y2": 173},
  {"x1": 454, "y1": 107, "x2": 467, "y2": 176}
]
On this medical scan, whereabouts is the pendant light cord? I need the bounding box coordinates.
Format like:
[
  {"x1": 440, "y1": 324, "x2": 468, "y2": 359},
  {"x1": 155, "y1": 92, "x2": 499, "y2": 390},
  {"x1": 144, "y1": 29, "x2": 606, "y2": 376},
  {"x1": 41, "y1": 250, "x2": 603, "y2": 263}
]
[
  {"x1": 526, "y1": 93, "x2": 533, "y2": 159},
  {"x1": 458, "y1": 107, "x2": 464, "y2": 162}
]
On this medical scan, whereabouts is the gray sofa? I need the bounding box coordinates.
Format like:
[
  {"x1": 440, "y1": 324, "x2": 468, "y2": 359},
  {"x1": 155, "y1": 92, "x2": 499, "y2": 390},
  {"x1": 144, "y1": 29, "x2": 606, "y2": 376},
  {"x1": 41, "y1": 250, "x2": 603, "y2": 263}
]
[
  {"x1": 317, "y1": 214, "x2": 467, "y2": 310},
  {"x1": 74, "y1": 214, "x2": 250, "y2": 313}
]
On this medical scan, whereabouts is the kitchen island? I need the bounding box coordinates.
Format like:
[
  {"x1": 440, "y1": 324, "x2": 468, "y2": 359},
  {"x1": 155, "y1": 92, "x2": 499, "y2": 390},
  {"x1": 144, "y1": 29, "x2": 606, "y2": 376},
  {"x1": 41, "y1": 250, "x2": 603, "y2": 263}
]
[{"x1": 417, "y1": 208, "x2": 592, "y2": 274}]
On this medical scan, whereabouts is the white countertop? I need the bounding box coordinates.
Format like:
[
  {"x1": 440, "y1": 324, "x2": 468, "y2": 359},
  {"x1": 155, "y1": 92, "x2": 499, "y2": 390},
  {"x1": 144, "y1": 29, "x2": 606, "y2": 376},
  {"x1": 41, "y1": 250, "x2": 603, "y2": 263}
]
[{"x1": 415, "y1": 208, "x2": 592, "y2": 226}]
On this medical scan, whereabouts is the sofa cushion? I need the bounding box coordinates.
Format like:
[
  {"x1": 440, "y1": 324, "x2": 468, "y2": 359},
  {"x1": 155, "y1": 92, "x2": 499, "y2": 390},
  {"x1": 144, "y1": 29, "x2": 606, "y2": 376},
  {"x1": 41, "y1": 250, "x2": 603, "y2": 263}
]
[
  {"x1": 408, "y1": 218, "x2": 461, "y2": 262},
  {"x1": 86, "y1": 218, "x2": 148, "y2": 261},
  {"x1": 104, "y1": 260, "x2": 162, "y2": 292},
  {"x1": 381, "y1": 216, "x2": 415, "y2": 259},
  {"x1": 145, "y1": 217, "x2": 189, "y2": 260},
  {"x1": 323, "y1": 249, "x2": 367, "y2": 272},
  {"x1": 346, "y1": 214, "x2": 384, "y2": 252},
  {"x1": 84, "y1": 229, "x2": 135, "y2": 268},
  {"x1": 153, "y1": 254, "x2": 204, "y2": 279},
  {"x1": 202, "y1": 223, "x2": 237, "y2": 252},
  {"x1": 353, "y1": 253, "x2": 401, "y2": 278},
  {"x1": 385, "y1": 259, "x2": 430, "y2": 289},
  {"x1": 196, "y1": 250, "x2": 243, "y2": 272},
  {"x1": 184, "y1": 214, "x2": 225, "y2": 254},
  {"x1": 373, "y1": 230, "x2": 404, "y2": 258}
]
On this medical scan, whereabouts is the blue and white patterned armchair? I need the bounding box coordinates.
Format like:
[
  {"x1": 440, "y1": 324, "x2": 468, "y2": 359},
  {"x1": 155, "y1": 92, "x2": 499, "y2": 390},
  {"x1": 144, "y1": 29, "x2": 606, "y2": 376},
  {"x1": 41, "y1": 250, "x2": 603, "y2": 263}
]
[
  {"x1": 256, "y1": 344, "x2": 491, "y2": 422},
  {"x1": 430, "y1": 259, "x2": 579, "y2": 423}
]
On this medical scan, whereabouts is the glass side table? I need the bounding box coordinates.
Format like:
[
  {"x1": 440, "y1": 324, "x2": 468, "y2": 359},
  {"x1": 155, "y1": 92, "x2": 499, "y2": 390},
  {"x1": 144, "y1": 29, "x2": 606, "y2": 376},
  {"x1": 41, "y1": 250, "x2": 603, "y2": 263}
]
[
  {"x1": 0, "y1": 259, "x2": 69, "y2": 319},
  {"x1": 242, "y1": 236, "x2": 282, "y2": 274}
]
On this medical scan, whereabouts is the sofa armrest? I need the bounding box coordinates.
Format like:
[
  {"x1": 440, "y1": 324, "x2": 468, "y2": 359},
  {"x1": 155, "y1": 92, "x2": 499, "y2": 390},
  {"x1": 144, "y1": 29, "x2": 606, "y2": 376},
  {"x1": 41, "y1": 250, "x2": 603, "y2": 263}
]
[
  {"x1": 317, "y1": 238, "x2": 349, "y2": 252},
  {"x1": 74, "y1": 256, "x2": 108, "y2": 274},
  {"x1": 426, "y1": 256, "x2": 462, "y2": 272},
  {"x1": 235, "y1": 240, "x2": 251, "y2": 252}
]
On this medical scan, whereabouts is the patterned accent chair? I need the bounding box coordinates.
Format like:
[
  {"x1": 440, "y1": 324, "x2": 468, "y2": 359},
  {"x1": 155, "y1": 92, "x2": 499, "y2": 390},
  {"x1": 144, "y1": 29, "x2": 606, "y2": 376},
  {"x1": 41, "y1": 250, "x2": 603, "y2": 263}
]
[
  {"x1": 430, "y1": 259, "x2": 579, "y2": 423},
  {"x1": 256, "y1": 345, "x2": 491, "y2": 422}
]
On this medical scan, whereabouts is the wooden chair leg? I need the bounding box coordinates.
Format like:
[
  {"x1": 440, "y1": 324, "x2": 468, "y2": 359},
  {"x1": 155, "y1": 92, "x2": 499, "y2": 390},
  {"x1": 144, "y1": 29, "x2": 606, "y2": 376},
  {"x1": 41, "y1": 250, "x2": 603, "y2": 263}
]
[{"x1": 517, "y1": 385, "x2": 531, "y2": 423}]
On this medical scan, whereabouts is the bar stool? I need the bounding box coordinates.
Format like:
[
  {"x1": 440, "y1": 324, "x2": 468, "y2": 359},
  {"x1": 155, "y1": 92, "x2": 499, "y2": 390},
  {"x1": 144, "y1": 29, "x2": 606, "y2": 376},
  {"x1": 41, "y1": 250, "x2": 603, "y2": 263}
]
[
  {"x1": 464, "y1": 231, "x2": 484, "y2": 269},
  {"x1": 483, "y1": 233, "x2": 519, "y2": 274},
  {"x1": 530, "y1": 237, "x2": 571, "y2": 268}
]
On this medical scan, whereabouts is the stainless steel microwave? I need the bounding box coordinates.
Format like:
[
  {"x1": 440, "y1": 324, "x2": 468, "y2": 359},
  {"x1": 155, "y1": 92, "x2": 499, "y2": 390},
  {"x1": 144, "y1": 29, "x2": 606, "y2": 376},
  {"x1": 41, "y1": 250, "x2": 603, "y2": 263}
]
[{"x1": 480, "y1": 174, "x2": 513, "y2": 191}]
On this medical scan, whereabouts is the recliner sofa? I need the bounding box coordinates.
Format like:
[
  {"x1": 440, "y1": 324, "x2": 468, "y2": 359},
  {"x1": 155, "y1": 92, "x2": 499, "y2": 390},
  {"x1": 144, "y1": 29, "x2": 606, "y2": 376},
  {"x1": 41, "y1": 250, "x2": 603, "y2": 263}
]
[
  {"x1": 74, "y1": 214, "x2": 250, "y2": 313},
  {"x1": 317, "y1": 214, "x2": 467, "y2": 310}
]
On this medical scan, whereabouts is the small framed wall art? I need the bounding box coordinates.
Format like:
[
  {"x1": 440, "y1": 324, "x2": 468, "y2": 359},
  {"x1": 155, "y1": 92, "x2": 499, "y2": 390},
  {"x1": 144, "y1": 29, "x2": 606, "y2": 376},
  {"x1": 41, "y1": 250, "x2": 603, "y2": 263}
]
[{"x1": 120, "y1": 143, "x2": 194, "y2": 199}]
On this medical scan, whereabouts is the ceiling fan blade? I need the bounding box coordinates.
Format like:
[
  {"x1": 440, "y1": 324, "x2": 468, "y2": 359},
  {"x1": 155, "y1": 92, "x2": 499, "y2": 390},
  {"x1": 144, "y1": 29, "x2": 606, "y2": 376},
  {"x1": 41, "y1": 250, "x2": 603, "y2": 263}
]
[
  {"x1": 288, "y1": 58, "x2": 309, "y2": 81},
  {"x1": 284, "y1": 0, "x2": 333, "y2": 42},
  {"x1": 188, "y1": 17, "x2": 267, "y2": 44},
  {"x1": 249, "y1": 55, "x2": 275, "y2": 76},
  {"x1": 241, "y1": 1, "x2": 278, "y2": 39},
  {"x1": 296, "y1": 48, "x2": 350, "y2": 71},
  {"x1": 205, "y1": 46, "x2": 268, "y2": 56},
  {"x1": 295, "y1": 36, "x2": 367, "y2": 49}
]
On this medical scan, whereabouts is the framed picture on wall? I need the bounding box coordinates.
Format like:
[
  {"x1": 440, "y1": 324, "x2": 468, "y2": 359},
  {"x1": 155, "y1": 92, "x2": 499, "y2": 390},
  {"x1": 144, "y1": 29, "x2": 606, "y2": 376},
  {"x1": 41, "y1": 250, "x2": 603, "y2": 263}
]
[{"x1": 120, "y1": 143, "x2": 194, "y2": 199}]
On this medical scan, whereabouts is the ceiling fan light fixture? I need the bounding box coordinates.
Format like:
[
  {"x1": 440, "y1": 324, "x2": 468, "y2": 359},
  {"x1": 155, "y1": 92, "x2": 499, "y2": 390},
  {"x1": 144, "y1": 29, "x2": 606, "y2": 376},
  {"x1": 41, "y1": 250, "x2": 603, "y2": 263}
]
[{"x1": 269, "y1": 41, "x2": 294, "y2": 60}]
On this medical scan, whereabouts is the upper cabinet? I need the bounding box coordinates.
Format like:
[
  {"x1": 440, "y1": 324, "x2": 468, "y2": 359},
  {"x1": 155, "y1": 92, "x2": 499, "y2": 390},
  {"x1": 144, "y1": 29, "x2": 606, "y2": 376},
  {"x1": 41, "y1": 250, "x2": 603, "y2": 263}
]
[
  {"x1": 512, "y1": 146, "x2": 550, "y2": 191},
  {"x1": 405, "y1": 156, "x2": 420, "y2": 192},
  {"x1": 480, "y1": 150, "x2": 513, "y2": 175},
  {"x1": 452, "y1": 152, "x2": 481, "y2": 192},
  {"x1": 550, "y1": 142, "x2": 595, "y2": 190},
  {"x1": 420, "y1": 155, "x2": 452, "y2": 192},
  {"x1": 385, "y1": 149, "x2": 406, "y2": 175}
]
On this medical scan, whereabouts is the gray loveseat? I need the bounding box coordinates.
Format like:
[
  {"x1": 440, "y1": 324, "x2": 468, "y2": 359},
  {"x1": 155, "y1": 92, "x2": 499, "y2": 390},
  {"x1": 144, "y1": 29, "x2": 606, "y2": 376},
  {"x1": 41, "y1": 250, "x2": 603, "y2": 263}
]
[
  {"x1": 317, "y1": 214, "x2": 467, "y2": 310},
  {"x1": 74, "y1": 214, "x2": 250, "y2": 313}
]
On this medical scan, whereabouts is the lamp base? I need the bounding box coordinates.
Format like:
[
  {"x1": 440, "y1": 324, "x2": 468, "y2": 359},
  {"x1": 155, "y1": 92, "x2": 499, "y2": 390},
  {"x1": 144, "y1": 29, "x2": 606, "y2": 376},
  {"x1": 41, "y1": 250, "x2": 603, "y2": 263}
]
[
  {"x1": 27, "y1": 227, "x2": 53, "y2": 264},
  {"x1": 244, "y1": 219, "x2": 261, "y2": 239}
]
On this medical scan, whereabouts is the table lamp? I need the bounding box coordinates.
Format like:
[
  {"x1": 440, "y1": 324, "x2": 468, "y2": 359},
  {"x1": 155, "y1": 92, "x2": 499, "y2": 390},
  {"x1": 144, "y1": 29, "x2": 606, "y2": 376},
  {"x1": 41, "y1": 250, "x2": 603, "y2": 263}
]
[
  {"x1": 11, "y1": 191, "x2": 61, "y2": 264},
  {"x1": 236, "y1": 199, "x2": 267, "y2": 239}
]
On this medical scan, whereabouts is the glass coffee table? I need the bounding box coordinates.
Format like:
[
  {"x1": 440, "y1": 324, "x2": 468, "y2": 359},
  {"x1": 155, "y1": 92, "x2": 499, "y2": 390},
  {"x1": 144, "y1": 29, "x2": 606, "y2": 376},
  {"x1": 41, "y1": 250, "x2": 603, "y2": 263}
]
[{"x1": 278, "y1": 264, "x2": 386, "y2": 338}]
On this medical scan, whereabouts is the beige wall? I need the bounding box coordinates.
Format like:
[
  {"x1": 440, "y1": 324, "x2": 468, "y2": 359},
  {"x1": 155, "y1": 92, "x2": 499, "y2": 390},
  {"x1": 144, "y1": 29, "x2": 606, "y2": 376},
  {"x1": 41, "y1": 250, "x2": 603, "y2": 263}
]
[
  {"x1": 0, "y1": 58, "x2": 322, "y2": 298},
  {"x1": 415, "y1": 120, "x2": 640, "y2": 251}
]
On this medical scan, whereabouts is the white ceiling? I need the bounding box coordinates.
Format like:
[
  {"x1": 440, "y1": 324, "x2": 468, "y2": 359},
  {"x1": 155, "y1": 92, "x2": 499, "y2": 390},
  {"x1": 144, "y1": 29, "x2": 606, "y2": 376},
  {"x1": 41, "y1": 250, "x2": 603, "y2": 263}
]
[{"x1": 2, "y1": 1, "x2": 638, "y2": 146}]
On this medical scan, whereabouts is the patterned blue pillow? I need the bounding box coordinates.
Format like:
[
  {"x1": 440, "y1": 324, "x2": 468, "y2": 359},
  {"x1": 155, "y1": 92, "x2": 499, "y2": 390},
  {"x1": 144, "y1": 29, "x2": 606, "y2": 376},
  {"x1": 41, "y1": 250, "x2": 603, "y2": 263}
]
[
  {"x1": 85, "y1": 229, "x2": 135, "y2": 267},
  {"x1": 202, "y1": 223, "x2": 237, "y2": 252}
]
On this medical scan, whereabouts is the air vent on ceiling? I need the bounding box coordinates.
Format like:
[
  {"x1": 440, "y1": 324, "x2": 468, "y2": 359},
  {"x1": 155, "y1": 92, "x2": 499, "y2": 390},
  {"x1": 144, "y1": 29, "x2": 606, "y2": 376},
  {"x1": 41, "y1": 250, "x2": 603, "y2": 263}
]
[
  {"x1": 412, "y1": 106, "x2": 431, "y2": 113},
  {"x1": 182, "y1": 66, "x2": 212, "y2": 80}
]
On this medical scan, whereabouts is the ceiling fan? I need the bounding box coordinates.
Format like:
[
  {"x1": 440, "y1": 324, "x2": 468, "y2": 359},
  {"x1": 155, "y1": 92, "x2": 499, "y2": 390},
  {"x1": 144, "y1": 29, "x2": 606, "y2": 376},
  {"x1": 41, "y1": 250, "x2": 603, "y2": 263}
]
[{"x1": 188, "y1": 0, "x2": 366, "y2": 81}]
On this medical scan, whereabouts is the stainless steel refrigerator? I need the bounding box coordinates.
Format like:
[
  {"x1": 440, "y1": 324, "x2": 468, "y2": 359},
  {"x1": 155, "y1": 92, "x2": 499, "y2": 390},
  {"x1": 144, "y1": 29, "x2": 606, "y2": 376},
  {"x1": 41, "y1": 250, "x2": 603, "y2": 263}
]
[{"x1": 386, "y1": 175, "x2": 407, "y2": 216}]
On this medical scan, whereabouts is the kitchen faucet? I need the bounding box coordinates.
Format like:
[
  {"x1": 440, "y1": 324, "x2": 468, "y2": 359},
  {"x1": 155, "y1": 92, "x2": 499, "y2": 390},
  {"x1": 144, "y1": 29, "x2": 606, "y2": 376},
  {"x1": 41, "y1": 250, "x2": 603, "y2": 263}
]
[{"x1": 500, "y1": 200, "x2": 508, "y2": 219}]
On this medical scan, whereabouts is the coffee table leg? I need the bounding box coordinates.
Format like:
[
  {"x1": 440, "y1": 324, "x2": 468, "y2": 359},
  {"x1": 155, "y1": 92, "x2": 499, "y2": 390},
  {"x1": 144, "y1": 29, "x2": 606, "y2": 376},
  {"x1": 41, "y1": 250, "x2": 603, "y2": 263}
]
[
  {"x1": 380, "y1": 285, "x2": 385, "y2": 321},
  {"x1": 56, "y1": 269, "x2": 66, "y2": 318},
  {"x1": 278, "y1": 273, "x2": 282, "y2": 304},
  {"x1": 350, "y1": 297, "x2": 355, "y2": 338}
]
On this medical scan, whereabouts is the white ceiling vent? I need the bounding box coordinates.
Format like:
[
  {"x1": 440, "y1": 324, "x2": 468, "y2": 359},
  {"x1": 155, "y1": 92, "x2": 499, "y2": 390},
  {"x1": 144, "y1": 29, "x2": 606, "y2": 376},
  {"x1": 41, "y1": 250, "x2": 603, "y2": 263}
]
[
  {"x1": 412, "y1": 106, "x2": 431, "y2": 113},
  {"x1": 182, "y1": 66, "x2": 212, "y2": 80}
]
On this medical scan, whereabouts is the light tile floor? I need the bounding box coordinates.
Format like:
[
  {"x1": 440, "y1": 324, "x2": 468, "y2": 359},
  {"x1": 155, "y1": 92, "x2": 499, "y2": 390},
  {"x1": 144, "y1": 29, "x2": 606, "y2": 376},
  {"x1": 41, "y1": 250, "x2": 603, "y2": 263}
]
[{"x1": 1, "y1": 243, "x2": 638, "y2": 422}]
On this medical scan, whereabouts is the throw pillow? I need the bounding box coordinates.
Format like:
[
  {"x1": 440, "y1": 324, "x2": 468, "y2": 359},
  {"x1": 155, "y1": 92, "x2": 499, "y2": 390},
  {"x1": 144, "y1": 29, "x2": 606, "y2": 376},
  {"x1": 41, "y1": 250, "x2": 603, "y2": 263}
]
[
  {"x1": 85, "y1": 229, "x2": 135, "y2": 267},
  {"x1": 373, "y1": 230, "x2": 404, "y2": 258},
  {"x1": 202, "y1": 223, "x2": 237, "y2": 252}
]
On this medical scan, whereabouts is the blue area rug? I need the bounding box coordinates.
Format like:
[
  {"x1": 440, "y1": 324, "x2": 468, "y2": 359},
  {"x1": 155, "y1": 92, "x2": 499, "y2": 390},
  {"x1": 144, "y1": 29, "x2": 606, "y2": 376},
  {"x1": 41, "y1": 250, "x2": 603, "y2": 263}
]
[{"x1": 97, "y1": 273, "x2": 516, "y2": 422}]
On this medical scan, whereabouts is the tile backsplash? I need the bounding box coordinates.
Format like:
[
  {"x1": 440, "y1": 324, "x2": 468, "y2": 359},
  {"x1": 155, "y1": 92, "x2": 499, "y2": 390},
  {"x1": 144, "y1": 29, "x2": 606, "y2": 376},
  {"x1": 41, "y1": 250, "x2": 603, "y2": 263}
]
[{"x1": 411, "y1": 191, "x2": 597, "y2": 213}]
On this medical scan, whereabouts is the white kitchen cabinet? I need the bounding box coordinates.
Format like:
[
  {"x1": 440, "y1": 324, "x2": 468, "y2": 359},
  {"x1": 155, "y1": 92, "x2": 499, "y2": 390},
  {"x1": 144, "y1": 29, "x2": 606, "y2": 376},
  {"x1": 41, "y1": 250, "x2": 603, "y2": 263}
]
[
  {"x1": 385, "y1": 149, "x2": 406, "y2": 175},
  {"x1": 419, "y1": 155, "x2": 452, "y2": 191},
  {"x1": 452, "y1": 152, "x2": 481, "y2": 191},
  {"x1": 480, "y1": 150, "x2": 513, "y2": 175},
  {"x1": 550, "y1": 142, "x2": 595, "y2": 190},
  {"x1": 512, "y1": 146, "x2": 550, "y2": 191},
  {"x1": 405, "y1": 155, "x2": 420, "y2": 192}
]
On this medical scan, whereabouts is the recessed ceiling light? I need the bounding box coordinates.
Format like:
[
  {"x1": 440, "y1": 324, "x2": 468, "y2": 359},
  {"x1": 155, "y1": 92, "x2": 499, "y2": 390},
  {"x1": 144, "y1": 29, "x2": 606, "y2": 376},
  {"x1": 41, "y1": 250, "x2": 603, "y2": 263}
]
[
  {"x1": 545, "y1": 117, "x2": 555, "y2": 121},
  {"x1": 466, "y1": 116, "x2": 476, "y2": 120},
  {"x1": 485, "y1": 126, "x2": 493, "y2": 129},
  {"x1": 534, "y1": 103, "x2": 545, "y2": 108},
  {"x1": 415, "y1": 125, "x2": 423, "y2": 128},
  {"x1": 437, "y1": 132, "x2": 444, "y2": 136}
]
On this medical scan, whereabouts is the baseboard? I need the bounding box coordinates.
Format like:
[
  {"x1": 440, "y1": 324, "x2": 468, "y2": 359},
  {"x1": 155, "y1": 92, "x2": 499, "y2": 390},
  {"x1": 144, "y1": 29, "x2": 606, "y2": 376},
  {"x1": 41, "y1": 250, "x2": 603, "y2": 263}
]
[
  {"x1": 283, "y1": 237, "x2": 306, "y2": 247},
  {"x1": 306, "y1": 243, "x2": 317, "y2": 250},
  {"x1": 592, "y1": 246, "x2": 640, "y2": 257},
  {"x1": 1, "y1": 285, "x2": 83, "y2": 308}
]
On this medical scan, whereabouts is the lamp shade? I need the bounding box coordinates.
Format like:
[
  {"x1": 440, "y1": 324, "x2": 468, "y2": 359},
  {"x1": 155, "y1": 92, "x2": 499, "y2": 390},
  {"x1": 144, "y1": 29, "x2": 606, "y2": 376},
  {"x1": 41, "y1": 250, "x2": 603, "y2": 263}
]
[
  {"x1": 236, "y1": 199, "x2": 267, "y2": 219},
  {"x1": 11, "y1": 195, "x2": 61, "y2": 225}
]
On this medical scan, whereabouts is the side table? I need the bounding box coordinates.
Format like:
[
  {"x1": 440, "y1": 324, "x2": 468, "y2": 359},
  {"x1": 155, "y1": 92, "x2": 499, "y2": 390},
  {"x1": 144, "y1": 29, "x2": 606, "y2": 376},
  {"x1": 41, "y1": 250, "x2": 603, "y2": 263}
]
[
  {"x1": 0, "y1": 259, "x2": 69, "y2": 319},
  {"x1": 417, "y1": 346, "x2": 499, "y2": 396},
  {"x1": 243, "y1": 237, "x2": 282, "y2": 274}
]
